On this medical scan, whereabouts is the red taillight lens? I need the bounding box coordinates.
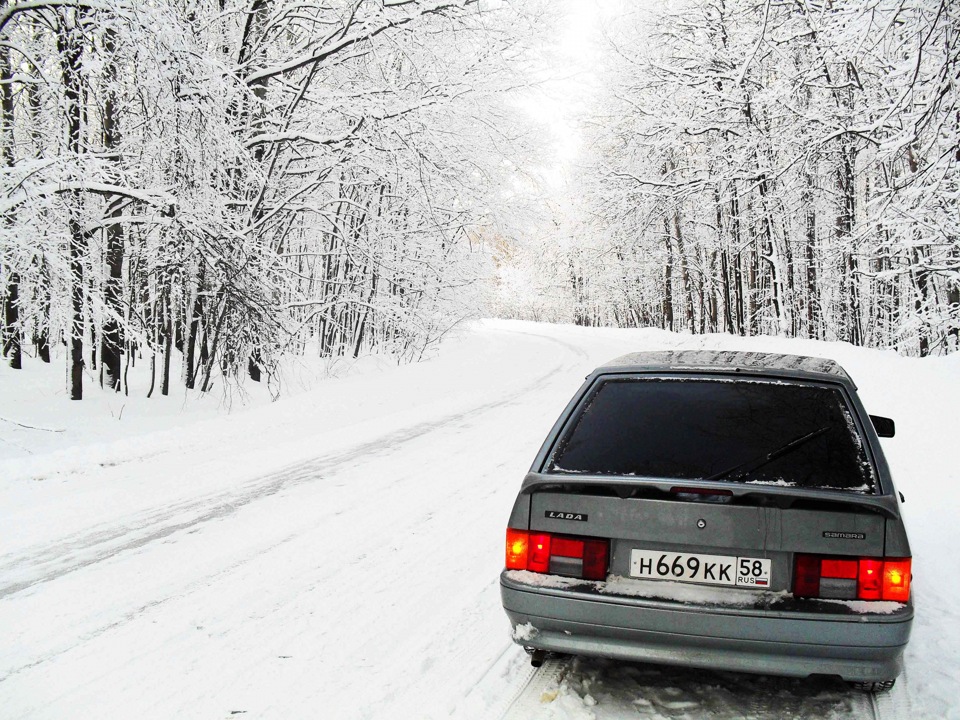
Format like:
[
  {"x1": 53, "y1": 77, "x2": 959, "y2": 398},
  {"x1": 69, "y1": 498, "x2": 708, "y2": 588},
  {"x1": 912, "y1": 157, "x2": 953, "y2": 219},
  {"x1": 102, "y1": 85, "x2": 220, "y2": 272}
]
[
  {"x1": 858, "y1": 558, "x2": 883, "y2": 599},
  {"x1": 551, "y1": 537, "x2": 584, "y2": 558},
  {"x1": 504, "y1": 530, "x2": 609, "y2": 581},
  {"x1": 794, "y1": 555, "x2": 911, "y2": 602},
  {"x1": 793, "y1": 554, "x2": 821, "y2": 597},
  {"x1": 528, "y1": 533, "x2": 552, "y2": 573},
  {"x1": 582, "y1": 538, "x2": 609, "y2": 581},
  {"x1": 505, "y1": 529, "x2": 528, "y2": 570},
  {"x1": 821, "y1": 558, "x2": 858, "y2": 579},
  {"x1": 882, "y1": 558, "x2": 912, "y2": 602}
]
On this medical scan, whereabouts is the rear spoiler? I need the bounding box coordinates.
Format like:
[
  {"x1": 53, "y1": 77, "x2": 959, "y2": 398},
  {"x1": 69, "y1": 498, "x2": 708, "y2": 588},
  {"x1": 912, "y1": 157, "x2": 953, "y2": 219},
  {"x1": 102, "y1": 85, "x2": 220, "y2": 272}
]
[{"x1": 519, "y1": 473, "x2": 902, "y2": 520}]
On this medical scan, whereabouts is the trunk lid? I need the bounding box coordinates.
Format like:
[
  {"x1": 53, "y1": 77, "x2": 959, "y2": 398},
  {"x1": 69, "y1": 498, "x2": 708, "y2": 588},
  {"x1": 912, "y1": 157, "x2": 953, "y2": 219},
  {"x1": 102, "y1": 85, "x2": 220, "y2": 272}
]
[{"x1": 528, "y1": 490, "x2": 886, "y2": 593}]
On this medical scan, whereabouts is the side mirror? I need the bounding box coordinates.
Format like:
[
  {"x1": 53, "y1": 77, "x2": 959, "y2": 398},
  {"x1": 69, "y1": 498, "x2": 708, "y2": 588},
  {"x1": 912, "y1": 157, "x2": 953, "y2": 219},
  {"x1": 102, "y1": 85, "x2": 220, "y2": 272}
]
[{"x1": 870, "y1": 415, "x2": 895, "y2": 438}]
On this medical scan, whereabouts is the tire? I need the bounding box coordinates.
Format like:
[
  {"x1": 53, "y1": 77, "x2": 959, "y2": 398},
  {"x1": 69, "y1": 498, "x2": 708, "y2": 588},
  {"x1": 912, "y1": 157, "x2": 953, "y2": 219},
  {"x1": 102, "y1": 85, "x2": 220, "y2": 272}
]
[{"x1": 850, "y1": 679, "x2": 896, "y2": 692}]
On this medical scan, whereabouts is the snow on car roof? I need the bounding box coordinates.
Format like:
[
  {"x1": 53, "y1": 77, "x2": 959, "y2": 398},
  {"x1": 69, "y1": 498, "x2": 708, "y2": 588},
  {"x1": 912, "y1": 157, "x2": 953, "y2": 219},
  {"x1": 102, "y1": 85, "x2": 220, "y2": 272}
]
[{"x1": 597, "y1": 350, "x2": 850, "y2": 382}]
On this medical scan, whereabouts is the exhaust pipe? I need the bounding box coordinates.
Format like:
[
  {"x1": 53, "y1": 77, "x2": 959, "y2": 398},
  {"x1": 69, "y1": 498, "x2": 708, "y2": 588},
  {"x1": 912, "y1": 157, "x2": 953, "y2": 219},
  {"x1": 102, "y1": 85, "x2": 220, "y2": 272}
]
[{"x1": 530, "y1": 649, "x2": 547, "y2": 668}]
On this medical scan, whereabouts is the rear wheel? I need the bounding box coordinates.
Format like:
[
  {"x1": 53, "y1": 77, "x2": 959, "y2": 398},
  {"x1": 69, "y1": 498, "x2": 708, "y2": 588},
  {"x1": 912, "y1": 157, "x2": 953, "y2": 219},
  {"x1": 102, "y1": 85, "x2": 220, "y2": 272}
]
[{"x1": 850, "y1": 679, "x2": 896, "y2": 692}]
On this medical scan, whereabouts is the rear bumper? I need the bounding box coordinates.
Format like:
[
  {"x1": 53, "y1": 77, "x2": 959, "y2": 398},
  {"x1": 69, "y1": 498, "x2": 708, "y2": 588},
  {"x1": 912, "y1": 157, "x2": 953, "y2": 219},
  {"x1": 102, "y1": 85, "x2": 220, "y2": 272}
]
[{"x1": 501, "y1": 572, "x2": 912, "y2": 682}]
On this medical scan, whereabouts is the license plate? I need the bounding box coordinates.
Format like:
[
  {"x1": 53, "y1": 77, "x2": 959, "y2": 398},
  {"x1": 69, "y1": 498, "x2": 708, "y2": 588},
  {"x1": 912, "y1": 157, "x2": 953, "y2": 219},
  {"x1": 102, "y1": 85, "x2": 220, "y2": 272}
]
[{"x1": 630, "y1": 549, "x2": 772, "y2": 588}]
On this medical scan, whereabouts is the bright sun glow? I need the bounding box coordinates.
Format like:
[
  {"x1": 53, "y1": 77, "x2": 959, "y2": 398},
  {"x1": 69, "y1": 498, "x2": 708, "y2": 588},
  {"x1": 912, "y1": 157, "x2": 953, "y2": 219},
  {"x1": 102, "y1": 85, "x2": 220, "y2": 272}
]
[{"x1": 518, "y1": 0, "x2": 626, "y2": 189}]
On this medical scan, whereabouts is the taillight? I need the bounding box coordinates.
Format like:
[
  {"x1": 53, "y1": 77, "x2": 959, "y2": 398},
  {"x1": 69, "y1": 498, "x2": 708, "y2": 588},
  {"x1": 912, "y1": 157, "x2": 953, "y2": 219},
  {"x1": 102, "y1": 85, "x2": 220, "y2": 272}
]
[
  {"x1": 505, "y1": 529, "x2": 609, "y2": 581},
  {"x1": 581, "y1": 538, "x2": 609, "y2": 580},
  {"x1": 505, "y1": 529, "x2": 528, "y2": 570},
  {"x1": 793, "y1": 554, "x2": 821, "y2": 597},
  {"x1": 822, "y1": 559, "x2": 858, "y2": 579},
  {"x1": 882, "y1": 559, "x2": 912, "y2": 602},
  {"x1": 528, "y1": 533, "x2": 551, "y2": 573},
  {"x1": 794, "y1": 555, "x2": 911, "y2": 602},
  {"x1": 857, "y1": 558, "x2": 883, "y2": 600}
]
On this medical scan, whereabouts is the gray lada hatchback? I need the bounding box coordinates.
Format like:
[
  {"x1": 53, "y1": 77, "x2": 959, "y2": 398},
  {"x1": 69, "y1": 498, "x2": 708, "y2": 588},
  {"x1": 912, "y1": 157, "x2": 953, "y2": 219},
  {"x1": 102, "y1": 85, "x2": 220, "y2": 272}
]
[{"x1": 500, "y1": 351, "x2": 912, "y2": 691}]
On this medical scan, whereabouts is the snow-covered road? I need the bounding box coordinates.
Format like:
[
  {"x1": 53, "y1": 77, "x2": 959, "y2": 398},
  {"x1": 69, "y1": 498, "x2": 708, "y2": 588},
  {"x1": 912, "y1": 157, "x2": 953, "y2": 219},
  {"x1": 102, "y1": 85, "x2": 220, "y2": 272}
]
[{"x1": 1, "y1": 321, "x2": 958, "y2": 719}]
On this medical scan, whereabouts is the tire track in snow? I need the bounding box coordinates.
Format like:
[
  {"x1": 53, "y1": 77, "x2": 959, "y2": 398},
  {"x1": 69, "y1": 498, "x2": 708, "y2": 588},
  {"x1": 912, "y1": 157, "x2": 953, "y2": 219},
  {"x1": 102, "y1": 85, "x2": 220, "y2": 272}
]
[
  {"x1": 499, "y1": 657, "x2": 569, "y2": 720},
  {"x1": 495, "y1": 654, "x2": 899, "y2": 720},
  {"x1": 0, "y1": 331, "x2": 588, "y2": 600},
  {"x1": 0, "y1": 329, "x2": 593, "y2": 716},
  {"x1": 0, "y1": 406, "x2": 509, "y2": 684}
]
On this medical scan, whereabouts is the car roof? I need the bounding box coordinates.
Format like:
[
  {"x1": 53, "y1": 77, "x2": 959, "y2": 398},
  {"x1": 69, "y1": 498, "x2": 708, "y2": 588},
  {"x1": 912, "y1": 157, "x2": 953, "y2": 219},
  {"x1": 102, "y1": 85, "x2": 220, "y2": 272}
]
[{"x1": 594, "y1": 350, "x2": 854, "y2": 386}]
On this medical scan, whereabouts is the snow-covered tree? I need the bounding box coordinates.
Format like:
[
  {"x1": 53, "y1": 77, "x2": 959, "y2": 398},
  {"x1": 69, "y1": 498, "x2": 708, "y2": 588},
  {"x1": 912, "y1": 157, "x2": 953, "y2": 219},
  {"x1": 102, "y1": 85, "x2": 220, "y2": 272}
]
[
  {"x1": 533, "y1": 0, "x2": 959, "y2": 355},
  {"x1": 0, "y1": 0, "x2": 542, "y2": 396}
]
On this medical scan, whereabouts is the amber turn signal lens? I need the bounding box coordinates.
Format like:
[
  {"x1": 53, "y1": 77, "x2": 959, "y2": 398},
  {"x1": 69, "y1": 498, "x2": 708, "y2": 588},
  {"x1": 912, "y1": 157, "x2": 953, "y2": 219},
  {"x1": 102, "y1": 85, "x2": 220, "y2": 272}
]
[
  {"x1": 882, "y1": 558, "x2": 912, "y2": 602},
  {"x1": 505, "y1": 529, "x2": 529, "y2": 570}
]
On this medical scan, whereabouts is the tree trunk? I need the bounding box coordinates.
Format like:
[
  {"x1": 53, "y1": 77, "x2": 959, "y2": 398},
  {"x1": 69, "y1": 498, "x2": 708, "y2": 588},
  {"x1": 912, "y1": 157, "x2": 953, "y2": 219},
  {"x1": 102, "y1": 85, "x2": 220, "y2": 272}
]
[
  {"x1": 671, "y1": 211, "x2": 695, "y2": 333},
  {"x1": 147, "y1": 351, "x2": 156, "y2": 399},
  {"x1": 746, "y1": 222, "x2": 758, "y2": 336},
  {"x1": 0, "y1": 38, "x2": 20, "y2": 369},
  {"x1": 33, "y1": 256, "x2": 51, "y2": 362},
  {"x1": 721, "y1": 249, "x2": 733, "y2": 334},
  {"x1": 730, "y1": 186, "x2": 745, "y2": 335},
  {"x1": 59, "y1": 8, "x2": 86, "y2": 399},
  {"x1": 248, "y1": 349, "x2": 262, "y2": 382},
  {"x1": 21, "y1": 22, "x2": 51, "y2": 364},
  {"x1": 714, "y1": 189, "x2": 731, "y2": 334},
  {"x1": 68, "y1": 210, "x2": 85, "y2": 400},
  {"x1": 353, "y1": 271, "x2": 377, "y2": 358},
  {"x1": 184, "y1": 261, "x2": 205, "y2": 389},
  {"x1": 834, "y1": 138, "x2": 860, "y2": 345},
  {"x1": 847, "y1": 251, "x2": 863, "y2": 346},
  {"x1": 780, "y1": 214, "x2": 796, "y2": 337},
  {"x1": 2, "y1": 273, "x2": 20, "y2": 369},
  {"x1": 100, "y1": 25, "x2": 124, "y2": 390},
  {"x1": 911, "y1": 249, "x2": 934, "y2": 356},
  {"x1": 946, "y1": 279, "x2": 960, "y2": 351},
  {"x1": 803, "y1": 174, "x2": 820, "y2": 339},
  {"x1": 161, "y1": 287, "x2": 173, "y2": 396},
  {"x1": 240, "y1": 0, "x2": 271, "y2": 378},
  {"x1": 707, "y1": 249, "x2": 718, "y2": 332},
  {"x1": 200, "y1": 300, "x2": 227, "y2": 393},
  {"x1": 662, "y1": 217, "x2": 674, "y2": 331},
  {"x1": 757, "y1": 172, "x2": 785, "y2": 333}
]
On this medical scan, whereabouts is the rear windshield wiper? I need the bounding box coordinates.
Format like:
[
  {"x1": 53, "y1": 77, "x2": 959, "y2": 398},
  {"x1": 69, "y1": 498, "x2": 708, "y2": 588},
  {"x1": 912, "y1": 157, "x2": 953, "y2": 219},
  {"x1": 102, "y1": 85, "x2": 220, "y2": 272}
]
[{"x1": 705, "y1": 426, "x2": 831, "y2": 483}]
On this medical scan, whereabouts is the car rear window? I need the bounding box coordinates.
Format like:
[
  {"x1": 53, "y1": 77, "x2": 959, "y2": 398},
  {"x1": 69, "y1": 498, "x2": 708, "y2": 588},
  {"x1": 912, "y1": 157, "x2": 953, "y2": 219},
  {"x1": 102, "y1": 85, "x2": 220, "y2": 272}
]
[{"x1": 547, "y1": 377, "x2": 876, "y2": 492}]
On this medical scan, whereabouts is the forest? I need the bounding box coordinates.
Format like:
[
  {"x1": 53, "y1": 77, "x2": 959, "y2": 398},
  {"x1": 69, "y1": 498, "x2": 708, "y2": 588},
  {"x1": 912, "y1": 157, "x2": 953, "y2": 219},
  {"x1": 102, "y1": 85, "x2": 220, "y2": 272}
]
[
  {"x1": 0, "y1": 0, "x2": 539, "y2": 399},
  {"x1": 1, "y1": 0, "x2": 958, "y2": 401},
  {"x1": 498, "y1": 0, "x2": 959, "y2": 358}
]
